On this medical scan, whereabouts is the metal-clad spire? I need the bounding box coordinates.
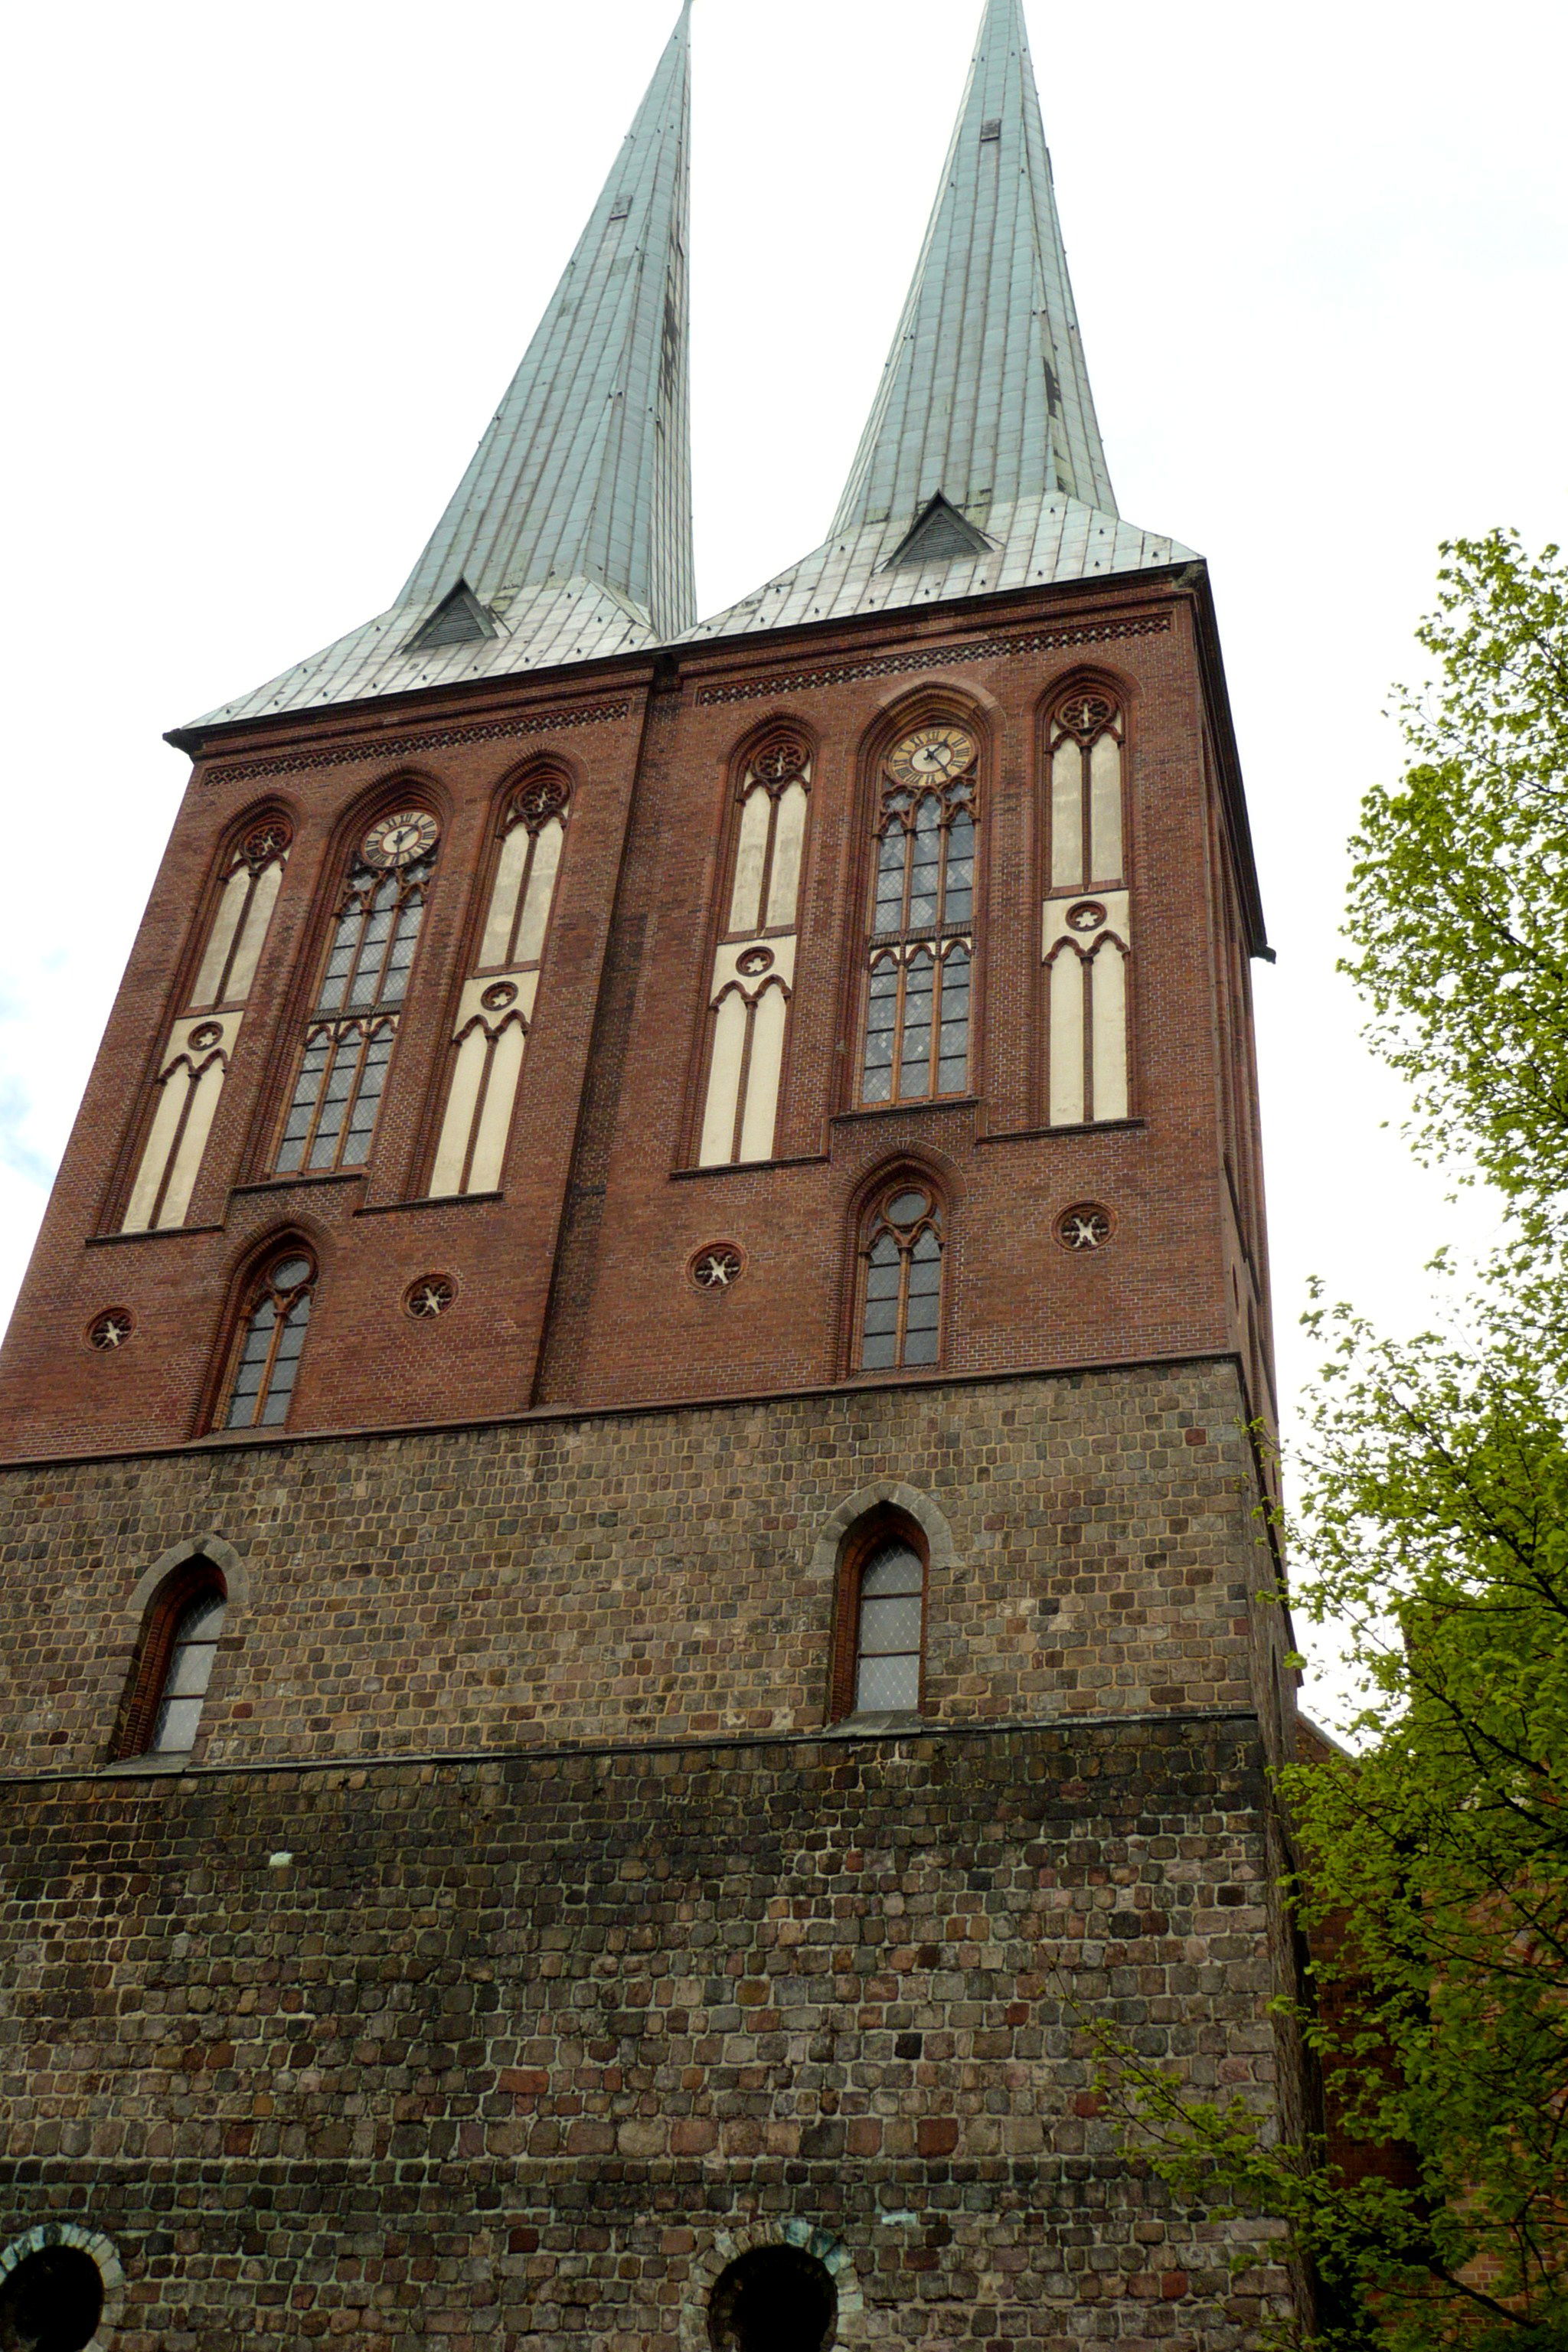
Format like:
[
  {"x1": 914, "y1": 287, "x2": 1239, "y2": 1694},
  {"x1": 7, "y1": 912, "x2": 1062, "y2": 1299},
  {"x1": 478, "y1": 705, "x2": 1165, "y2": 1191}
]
[
  {"x1": 188, "y1": 5, "x2": 694, "y2": 731},
  {"x1": 834, "y1": 0, "x2": 1113, "y2": 537},
  {"x1": 401, "y1": 0, "x2": 694, "y2": 629},
  {"x1": 683, "y1": 0, "x2": 1187, "y2": 649}
]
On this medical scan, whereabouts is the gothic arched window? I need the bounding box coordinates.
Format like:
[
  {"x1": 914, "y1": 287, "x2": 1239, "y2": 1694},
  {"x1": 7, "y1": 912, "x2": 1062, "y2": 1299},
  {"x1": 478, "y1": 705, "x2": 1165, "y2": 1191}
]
[
  {"x1": 861, "y1": 723, "x2": 977, "y2": 1106},
  {"x1": 113, "y1": 1560, "x2": 228, "y2": 1761},
  {"x1": 430, "y1": 773, "x2": 569, "y2": 1197},
  {"x1": 697, "y1": 733, "x2": 812, "y2": 1167},
  {"x1": 121, "y1": 815, "x2": 292, "y2": 1233},
  {"x1": 223, "y1": 1248, "x2": 316, "y2": 1429},
  {"x1": 858, "y1": 1180, "x2": 944, "y2": 1371},
  {"x1": 1044, "y1": 689, "x2": 1130, "y2": 1125},
  {"x1": 828, "y1": 1511, "x2": 930, "y2": 1720},
  {"x1": 276, "y1": 808, "x2": 438, "y2": 1176}
]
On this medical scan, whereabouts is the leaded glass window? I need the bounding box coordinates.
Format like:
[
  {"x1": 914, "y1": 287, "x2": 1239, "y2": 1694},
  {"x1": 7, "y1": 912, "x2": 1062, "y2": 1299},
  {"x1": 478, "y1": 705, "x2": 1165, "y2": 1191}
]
[
  {"x1": 861, "y1": 724, "x2": 977, "y2": 1105},
  {"x1": 276, "y1": 811, "x2": 438, "y2": 1176},
  {"x1": 860, "y1": 1184, "x2": 944, "y2": 1371},
  {"x1": 152, "y1": 1590, "x2": 227, "y2": 1753},
  {"x1": 224, "y1": 1250, "x2": 315, "y2": 1429},
  {"x1": 853, "y1": 1539, "x2": 926, "y2": 1712}
]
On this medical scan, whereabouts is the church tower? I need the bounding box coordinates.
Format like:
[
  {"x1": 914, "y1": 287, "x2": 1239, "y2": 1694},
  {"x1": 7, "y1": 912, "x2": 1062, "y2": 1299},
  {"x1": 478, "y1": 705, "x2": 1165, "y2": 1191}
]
[{"x1": 0, "y1": 5, "x2": 1302, "y2": 2347}]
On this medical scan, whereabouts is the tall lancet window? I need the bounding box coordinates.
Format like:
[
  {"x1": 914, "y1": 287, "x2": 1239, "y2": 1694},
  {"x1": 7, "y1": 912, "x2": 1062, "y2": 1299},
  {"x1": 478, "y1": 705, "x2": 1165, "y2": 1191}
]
[
  {"x1": 430, "y1": 773, "x2": 570, "y2": 1197},
  {"x1": 275, "y1": 808, "x2": 439, "y2": 1176},
  {"x1": 122, "y1": 816, "x2": 292, "y2": 1233},
  {"x1": 697, "y1": 733, "x2": 812, "y2": 1168},
  {"x1": 1044, "y1": 689, "x2": 1130, "y2": 1126},
  {"x1": 860, "y1": 725, "x2": 978, "y2": 1106}
]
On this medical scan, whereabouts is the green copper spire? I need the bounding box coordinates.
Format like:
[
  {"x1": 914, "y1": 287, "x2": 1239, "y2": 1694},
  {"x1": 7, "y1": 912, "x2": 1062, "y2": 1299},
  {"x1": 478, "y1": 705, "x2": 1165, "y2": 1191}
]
[
  {"x1": 192, "y1": 5, "x2": 693, "y2": 729},
  {"x1": 834, "y1": 0, "x2": 1113, "y2": 535},
  {"x1": 684, "y1": 0, "x2": 1189, "y2": 648}
]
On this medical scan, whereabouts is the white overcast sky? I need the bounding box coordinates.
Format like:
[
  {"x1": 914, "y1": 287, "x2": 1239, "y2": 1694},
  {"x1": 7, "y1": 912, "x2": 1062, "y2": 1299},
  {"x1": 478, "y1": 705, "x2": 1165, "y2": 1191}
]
[{"x1": 3, "y1": 2, "x2": 1565, "y2": 1723}]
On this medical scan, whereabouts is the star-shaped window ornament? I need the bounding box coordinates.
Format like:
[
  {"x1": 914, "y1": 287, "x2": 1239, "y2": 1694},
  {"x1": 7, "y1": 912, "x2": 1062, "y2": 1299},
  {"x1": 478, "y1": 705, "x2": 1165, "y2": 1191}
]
[
  {"x1": 405, "y1": 1276, "x2": 456, "y2": 1321},
  {"x1": 1057, "y1": 1205, "x2": 1112, "y2": 1252},
  {"x1": 691, "y1": 1245, "x2": 744, "y2": 1292},
  {"x1": 89, "y1": 1309, "x2": 134, "y2": 1351}
]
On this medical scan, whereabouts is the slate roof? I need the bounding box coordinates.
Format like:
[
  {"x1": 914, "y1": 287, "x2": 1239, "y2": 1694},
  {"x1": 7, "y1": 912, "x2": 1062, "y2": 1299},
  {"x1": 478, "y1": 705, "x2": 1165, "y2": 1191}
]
[
  {"x1": 190, "y1": 4, "x2": 693, "y2": 730},
  {"x1": 683, "y1": 0, "x2": 1192, "y2": 647}
]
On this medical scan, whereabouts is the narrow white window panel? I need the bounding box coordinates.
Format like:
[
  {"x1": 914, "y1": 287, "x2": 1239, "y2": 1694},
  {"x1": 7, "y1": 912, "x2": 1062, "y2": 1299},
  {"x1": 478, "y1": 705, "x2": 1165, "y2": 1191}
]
[
  {"x1": 1048, "y1": 949, "x2": 1086, "y2": 1126},
  {"x1": 764, "y1": 782, "x2": 808, "y2": 930},
  {"x1": 189, "y1": 867, "x2": 252, "y2": 1009},
  {"x1": 1090, "y1": 941, "x2": 1129, "y2": 1121},
  {"x1": 157, "y1": 1057, "x2": 227, "y2": 1229},
  {"x1": 479, "y1": 826, "x2": 531, "y2": 969},
  {"x1": 699, "y1": 991, "x2": 748, "y2": 1166},
  {"x1": 430, "y1": 1027, "x2": 490, "y2": 1197},
  {"x1": 1089, "y1": 734, "x2": 1122, "y2": 884},
  {"x1": 122, "y1": 1067, "x2": 194, "y2": 1233},
  {"x1": 1050, "y1": 740, "x2": 1083, "y2": 890},
  {"x1": 224, "y1": 861, "x2": 283, "y2": 1004},
  {"x1": 738, "y1": 985, "x2": 788, "y2": 1163},
  {"x1": 467, "y1": 1022, "x2": 527, "y2": 1194},
  {"x1": 514, "y1": 818, "x2": 564, "y2": 965},
  {"x1": 727, "y1": 790, "x2": 771, "y2": 934}
]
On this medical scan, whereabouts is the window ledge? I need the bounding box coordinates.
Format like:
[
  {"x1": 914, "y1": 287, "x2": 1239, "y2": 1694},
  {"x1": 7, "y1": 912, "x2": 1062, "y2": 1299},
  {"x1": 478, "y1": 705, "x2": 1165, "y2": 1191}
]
[
  {"x1": 87, "y1": 1223, "x2": 226, "y2": 1248},
  {"x1": 670, "y1": 1155, "x2": 828, "y2": 1182},
  {"x1": 102, "y1": 1752, "x2": 190, "y2": 1777},
  {"x1": 356, "y1": 1191, "x2": 502, "y2": 1217},
  {"x1": 831, "y1": 1098, "x2": 979, "y2": 1126},
  {"x1": 978, "y1": 1117, "x2": 1146, "y2": 1144},
  {"x1": 822, "y1": 1709, "x2": 930, "y2": 1739},
  {"x1": 230, "y1": 1171, "x2": 368, "y2": 1197}
]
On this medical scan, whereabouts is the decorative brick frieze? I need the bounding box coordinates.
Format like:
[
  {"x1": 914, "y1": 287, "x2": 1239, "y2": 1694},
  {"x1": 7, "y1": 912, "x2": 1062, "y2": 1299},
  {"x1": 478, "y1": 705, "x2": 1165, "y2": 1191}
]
[
  {"x1": 692, "y1": 612, "x2": 1171, "y2": 707},
  {"x1": 201, "y1": 697, "x2": 636, "y2": 789}
]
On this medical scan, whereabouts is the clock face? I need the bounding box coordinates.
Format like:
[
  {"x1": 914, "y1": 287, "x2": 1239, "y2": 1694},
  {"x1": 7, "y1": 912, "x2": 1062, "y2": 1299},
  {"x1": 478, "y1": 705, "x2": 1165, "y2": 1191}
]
[
  {"x1": 887, "y1": 725, "x2": 977, "y2": 789},
  {"x1": 362, "y1": 809, "x2": 439, "y2": 869}
]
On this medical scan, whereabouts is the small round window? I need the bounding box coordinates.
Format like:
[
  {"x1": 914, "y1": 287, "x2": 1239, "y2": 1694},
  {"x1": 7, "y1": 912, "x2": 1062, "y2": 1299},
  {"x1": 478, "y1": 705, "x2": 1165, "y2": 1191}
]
[
  {"x1": 884, "y1": 1189, "x2": 930, "y2": 1227},
  {"x1": 0, "y1": 2245, "x2": 104, "y2": 2352}
]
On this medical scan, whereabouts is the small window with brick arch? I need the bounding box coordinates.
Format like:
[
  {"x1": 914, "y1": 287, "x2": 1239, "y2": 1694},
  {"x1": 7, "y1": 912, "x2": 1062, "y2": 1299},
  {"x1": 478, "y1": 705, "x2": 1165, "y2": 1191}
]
[
  {"x1": 223, "y1": 1248, "x2": 316, "y2": 1429},
  {"x1": 113, "y1": 1560, "x2": 228, "y2": 1761},
  {"x1": 830, "y1": 1510, "x2": 930, "y2": 1723}
]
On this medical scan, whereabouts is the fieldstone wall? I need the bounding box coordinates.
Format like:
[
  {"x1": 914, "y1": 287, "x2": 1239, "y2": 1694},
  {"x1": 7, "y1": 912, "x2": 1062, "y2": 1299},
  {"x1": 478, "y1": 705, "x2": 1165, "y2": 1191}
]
[
  {"x1": 0, "y1": 1717, "x2": 1294, "y2": 2348},
  {"x1": 0, "y1": 1361, "x2": 1283, "y2": 1775}
]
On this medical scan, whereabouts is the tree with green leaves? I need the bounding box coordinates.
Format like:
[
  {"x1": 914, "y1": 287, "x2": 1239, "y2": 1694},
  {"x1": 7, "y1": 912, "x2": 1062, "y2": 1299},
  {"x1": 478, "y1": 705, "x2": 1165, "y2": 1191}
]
[{"x1": 1096, "y1": 531, "x2": 1568, "y2": 2349}]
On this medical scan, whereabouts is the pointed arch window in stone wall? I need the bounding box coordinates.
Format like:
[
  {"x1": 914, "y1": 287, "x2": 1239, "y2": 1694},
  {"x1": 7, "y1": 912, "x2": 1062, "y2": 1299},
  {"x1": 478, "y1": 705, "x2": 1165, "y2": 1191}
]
[
  {"x1": 430, "y1": 775, "x2": 570, "y2": 1197},
  {"x1": 121, "y1": 818, "x2": 292, "y2": 1233},
  {"x1": 276, "y1": 812, "x2": 438, "y2": 1175},
  {"x1": 859, "y1": 1182, "x2": 944, "y2": 1371},
  {"x1": 1044, "y1": 692, "x2": 1129, "y2": 1125},
  {"x1": 697, "y1": 736, "x2": 811, "y2": 1167},
  {"x1": 853, "y1": 1537, "x2": 927, "y2": 1712},
  {"x1": 224, "y1": 1250, "x2": 316, "y2": 1429},
  {"x1": 860, "y1": 725, "x2": 976, "y2": 1106},
  {"x1": 150, "y1": 1589, "x2": 227, "y2": 1753}
]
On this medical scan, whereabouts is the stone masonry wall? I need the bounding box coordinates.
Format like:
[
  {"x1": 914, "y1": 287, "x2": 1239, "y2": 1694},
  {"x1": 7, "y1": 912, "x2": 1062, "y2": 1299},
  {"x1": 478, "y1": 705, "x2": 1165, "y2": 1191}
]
[
  {"x1": 0, "y1": 1363, "x2": 1283, "y2": 1776},
  {"x1": 0, "y1": 1718, "x2": 1294, "y2": 2349}
]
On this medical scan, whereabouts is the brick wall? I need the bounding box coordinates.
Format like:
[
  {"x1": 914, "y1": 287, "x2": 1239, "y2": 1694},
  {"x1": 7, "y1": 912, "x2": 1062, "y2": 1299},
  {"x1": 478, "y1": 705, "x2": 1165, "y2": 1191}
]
[{"x1": 0, "y1": 1717, "x2": 1297, "y2": 2347}]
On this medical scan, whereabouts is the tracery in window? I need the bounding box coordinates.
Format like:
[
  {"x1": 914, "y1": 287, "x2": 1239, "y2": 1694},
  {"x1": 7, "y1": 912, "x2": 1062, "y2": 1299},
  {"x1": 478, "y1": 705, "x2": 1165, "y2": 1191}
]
[
  {"x1": 122, "y1": 816, "x2": 292, "y2": 1233},
  {"x1": 858, "y1": 1181, "x2": 944, "y2": 1371},
  {"x1": 224, "y1": 1249, "x2": 315, "y2": 1429},
  {"x1": 277, "y1": 810, "x2": 437, "y2": 1176},
  {"x1": 1044, "y1": 691, "x2": 1129, "y2": 1125},
  {"x1": 860, "y1": 724, "x2": 976, "y2": 1106},
  {"x1": 430, "y1": 774, "x2": 569, "y2": 1197},
  {"x1": 697, "y1": 733, "x2": 812, "y2": 1168}
]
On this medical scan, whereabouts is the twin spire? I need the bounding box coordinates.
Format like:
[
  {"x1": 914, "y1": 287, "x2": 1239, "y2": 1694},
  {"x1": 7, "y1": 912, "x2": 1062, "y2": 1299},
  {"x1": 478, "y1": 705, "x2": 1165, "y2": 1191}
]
[{"x1": 197, "y1": 0, "x2": 1187, "y2": 731}]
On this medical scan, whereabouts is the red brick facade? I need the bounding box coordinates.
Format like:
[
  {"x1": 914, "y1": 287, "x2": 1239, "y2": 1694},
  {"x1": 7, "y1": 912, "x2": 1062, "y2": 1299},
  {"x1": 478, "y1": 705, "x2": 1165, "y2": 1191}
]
[{"x1": 0, "y1": 568, "x2": 1272, "y2": 1464}]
